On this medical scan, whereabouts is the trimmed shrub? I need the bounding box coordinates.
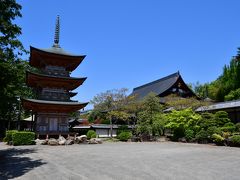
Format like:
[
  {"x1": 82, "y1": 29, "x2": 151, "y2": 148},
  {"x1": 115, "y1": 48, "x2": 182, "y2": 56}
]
[
  {"x1": 3, "y1": 130, "x2": 18, "y2": 143},
  {"x1": 220, "y1": 126, "x2": 236, "y2": 133},
  {"x1": 212, "y1": 134, "x2": 224, "y2": 145},
  {"x1": 91, "y1": 133, "x2": 97, "y2": 138},
  {"x1": 117, "y1": 132, "x2": 132, "y2": 141},
  {"x1": 235, "y1": 123, "x2": 240, "y2": 132},
  {"x1": 87, "y1": 130, "x2": 96, "y2": 139},
  {"x1": 206, "y1": 126, "x2": 218, "y2": 137},
  {"x1": 185, "y1": 129, "x2": 194, "y2": 141},
  {"x1": 195, "y1": 129, "x2": 209, "y2": 143},
  {"x1": 117, "y1": 125, "x2": 129, "y2": 136},
  {"x1": 230, "y1": 135, "x2": 240, "y2": 147},
  {"x1": 12, "y1": 131, "x2": 35, "y2": 146}
]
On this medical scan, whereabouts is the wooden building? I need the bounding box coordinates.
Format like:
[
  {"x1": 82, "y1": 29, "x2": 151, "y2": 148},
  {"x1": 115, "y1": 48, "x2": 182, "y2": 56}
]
[
  {"x1": 22, "y1": 16, "x2": 88, "y2": 137},
  {"x1": 131, "y1": 72, "x2": 196, "y2": 100},
  {"x1": 196, "y1": 100, "x2": 240, "y2": 123}
]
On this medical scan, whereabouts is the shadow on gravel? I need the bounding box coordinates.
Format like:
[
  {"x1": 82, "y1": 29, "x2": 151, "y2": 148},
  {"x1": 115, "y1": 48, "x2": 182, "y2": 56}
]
[{"x1": 0, "y1": 147, "x2": 46, "y2": 179}]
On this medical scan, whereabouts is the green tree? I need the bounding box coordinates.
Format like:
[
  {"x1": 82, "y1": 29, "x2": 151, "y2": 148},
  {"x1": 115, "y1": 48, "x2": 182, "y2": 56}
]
[
  {"x1": 90, "y1": 88, "x2": 143, "y2": 124},
  {"x1": 0, "y1": 0, "x2": 33, "y2": 136},
  {"x1": 136, "y1": 93, "x2": 165, "y2": 137}
]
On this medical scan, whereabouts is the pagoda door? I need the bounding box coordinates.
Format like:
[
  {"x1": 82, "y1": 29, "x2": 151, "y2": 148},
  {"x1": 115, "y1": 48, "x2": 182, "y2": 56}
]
[{"x1": 49, "y1": 118, "x2": 58, "y2": 131}]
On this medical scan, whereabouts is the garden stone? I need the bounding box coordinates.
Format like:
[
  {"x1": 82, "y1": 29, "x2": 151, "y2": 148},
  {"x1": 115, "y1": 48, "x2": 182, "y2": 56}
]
[
  {"x1": 75, "y1": 135, "x2": 87, "y2": 144},
  {"x1": 88, "y1": 138, "x2": 98, "y2": 144},
  {"x1": 58, "y1": 136, "x2": 66, "y2": 145},
  {"x1": 48, "y1": 138, "x2": 58, "y2": 146},
  {"x1": 35, "y1": 139, "x2": 47, "y2": 145},
  {"x1": 65, "y1": 139, "x2": 74, "y2": 145},
  {"x1": 95, "y1": 138, "x2": 103, "y2": 144}
]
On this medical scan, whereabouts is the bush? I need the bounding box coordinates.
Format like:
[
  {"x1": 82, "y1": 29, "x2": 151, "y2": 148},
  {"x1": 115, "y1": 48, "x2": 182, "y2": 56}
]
[
  {"x1": 117, "y1": 125, "x2": 129, "y2": 136},
  {"x1": 3, "y1": 130, "x2": 18, "y2": 143},
  {"x1": 117, "y1": 132, "x2": 132, "y2": 141},
  {"x1": 172, "y1": 126, "x2": 185, "y2": 141},
  {"x1": 214, "y1": 111, "x2": 231, "y2": 127},
  {"x1": 91, "y1": 133, "x2": 97, "y2": 138},
  {"x1": 220, "y1": 126, "x2": 236, "y2": 133},
  {"x1": 235, "y1": 123, "x2": 240, "y2": 132},
  {"x1": 195, "y1": 129, "x2": 209, "y2": 143},
  {"x1": 185, "y1": 129, "x2": 194, "y2": 141},
  {"x1": 87, "y1": 130, "x2": 97, "y2": 139},
  {"x1": 230, "y1": 135, "x2": 240, "y2": 146},
  {"x1": 212, "y1": 134, "x2": 224, "y2": 145},
  {"x1": 12, "y1": 132, "x2": 35, "y2": 146},
  {"x1": 206, "y1": 126, "x2": 218, "y2": 137}
]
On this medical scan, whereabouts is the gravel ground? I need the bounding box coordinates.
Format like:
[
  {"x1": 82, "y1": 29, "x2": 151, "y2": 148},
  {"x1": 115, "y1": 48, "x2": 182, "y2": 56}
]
[{"x1": 0, "y1": 142, "x2": 240, "y2": 180}]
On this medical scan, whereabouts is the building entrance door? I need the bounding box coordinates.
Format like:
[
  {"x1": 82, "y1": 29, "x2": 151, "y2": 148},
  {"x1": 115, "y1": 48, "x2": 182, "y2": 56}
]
[{"x1": 49, "y1": 118, "x2": 58, "y2": 131}]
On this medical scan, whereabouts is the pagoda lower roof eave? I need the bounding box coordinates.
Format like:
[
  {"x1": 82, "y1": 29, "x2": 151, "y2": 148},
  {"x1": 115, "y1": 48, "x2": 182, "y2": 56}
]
[
  {"x1": 27, "y1": 71, "x2": 87, "y2": 91},
  {"x1": 22, "y1": 98, "x2": 88, "y2": 113}
]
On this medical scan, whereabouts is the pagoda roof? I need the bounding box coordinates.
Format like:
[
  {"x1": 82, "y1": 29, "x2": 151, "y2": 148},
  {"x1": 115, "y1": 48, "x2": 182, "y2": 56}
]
[
  {"x1": 22, "y1": 98, "x2": 88, "y2": 113},
  {"x1": 131, "y1": 72, "x2": 196, "y2": 99},
  {"x1": 27, "y1": 71, "x2": 87, "y2": 91},
  {"x1": 69, "y1": 92, "x2": 78, "y2": 97},
  {"x1": 30, "y1": 46, "x2": 86, "y2": 71}
]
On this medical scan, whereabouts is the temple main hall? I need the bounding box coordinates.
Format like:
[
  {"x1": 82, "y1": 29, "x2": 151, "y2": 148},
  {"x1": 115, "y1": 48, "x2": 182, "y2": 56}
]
[{"x1": 22, "y1": 16, "x2": 88, "y2": 137}]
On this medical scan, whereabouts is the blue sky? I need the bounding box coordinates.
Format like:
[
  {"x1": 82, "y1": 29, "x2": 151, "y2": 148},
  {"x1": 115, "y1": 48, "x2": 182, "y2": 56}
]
[{"x1": 17, "y1": 0, "x2": 240, "y2": 109}]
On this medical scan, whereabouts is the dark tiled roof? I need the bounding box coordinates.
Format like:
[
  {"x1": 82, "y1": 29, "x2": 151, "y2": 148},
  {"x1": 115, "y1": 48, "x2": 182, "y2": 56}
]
[
  {"x1": 131, "y1": 72, "x2": 180, "y2": 99},
  {"x1": 23, "y1": 98, "x2": 88, "y2": 105},
  {"x1": 196, "y1": 99, "x2": 240, "y2": 112},
  {"x1": 31, "y1": 46, "x2": 84, "y2": 57}
]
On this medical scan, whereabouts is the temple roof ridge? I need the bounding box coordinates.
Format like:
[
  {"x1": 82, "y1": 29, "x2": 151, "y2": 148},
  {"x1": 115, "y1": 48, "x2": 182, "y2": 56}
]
[{"x1": 133, "y1": 72, "x2": 180, "y2": 91}]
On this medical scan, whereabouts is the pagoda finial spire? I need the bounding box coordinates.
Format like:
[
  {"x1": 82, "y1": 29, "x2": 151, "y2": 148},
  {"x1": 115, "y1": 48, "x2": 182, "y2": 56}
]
[{"x1": 53, "y1": 15, "x2": 60, "y2": 48}]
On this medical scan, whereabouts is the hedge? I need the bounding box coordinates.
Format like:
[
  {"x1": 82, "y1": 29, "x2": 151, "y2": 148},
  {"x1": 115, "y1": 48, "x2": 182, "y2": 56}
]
[
  {"x1": 3, "y1": 130, "x2": 18, "y2": 143},
  {"x1": 12, "y1": 131, "x2": 35, "y2": 146}
]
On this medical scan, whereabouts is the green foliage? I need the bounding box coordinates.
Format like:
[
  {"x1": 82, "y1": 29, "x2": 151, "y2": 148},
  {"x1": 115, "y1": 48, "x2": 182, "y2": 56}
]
[
  {"x1": 117, "y1": 125, "x2": 129, "y2": 136},
  {"x1": 90, "y1": 88, "x2": 129, "y2": 111},
  {"x1": 12, "y1": 131, "x2": 35, "y2": 146},
  {"x1": 136, "y1": 93, "x2": 165, "y2": 136},
  {"x1": 172, "y1": 126, "x2": 185, "y2": 141},
  {"x1": 193, "y1": 54, "x2": 240, "y2": 101},
  {"x1": 86, "y1": 130, "x2": 97, "y2": 139},
  {"x1": 198, "y1": 112, "x2": 216, "y2": 129},
  {"x1": 165, "y1": 94, "x2": 210, "y2": 110},
  {"x1": 185, "y1": 129, "x2": 194, "y2": 141},
  {"x1": 3, "y1": 130, "x2": 18, "y2": 143},
  {"x1": 235, "y1": 123, "x2": 240, "y2": 132},
  {"x1": 195, "y1": 129, "x2": 209, "y2": 142},
  {"x1": 225, "y1": 88, "x2": 240, "y2": 101},
  {"x1": 0, "y1": 0, "x2": 34, "y2": 134},
  {"x1": 165, "y1": 108, "x2": 201, "y2": 130},
  {"x1": 230, "y1": 135, "x2": 240, "y2": 146},
  {"x1": 117, "y1": 131, "x2": 132, "y2": 141},
  {"x1": 220, "y1": 126, "x2": 236, "y2": 133},
  {"x1": 101, "y1": 119, "x2": 110, "y2": 124},
  {"x1": 214, "y1": 111, "x2": 231, "y2": 127},
  {"x1": 206, "y1": 126, "x2": 220, "y2": 137},
  {"x1": 212, "y1": 134, "x2": 224, "y2": 144},
  {"x1": 88, "y1": 110, "x2": 105, "y2": 123},
  {"x1": 90, "y1": 88, "x2": 143, "y2": 124}
]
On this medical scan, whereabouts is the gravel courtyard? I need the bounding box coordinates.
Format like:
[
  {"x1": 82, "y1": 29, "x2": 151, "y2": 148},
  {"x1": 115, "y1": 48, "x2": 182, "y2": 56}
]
[{"x1": 0, "y1": 142, "x2": 240, "y2": 180}]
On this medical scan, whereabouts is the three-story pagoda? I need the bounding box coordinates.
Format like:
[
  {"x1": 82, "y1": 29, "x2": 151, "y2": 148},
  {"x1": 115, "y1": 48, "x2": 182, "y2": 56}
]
[{"x1": 22, "y1": 16, "x2": 88, "y2": 137}]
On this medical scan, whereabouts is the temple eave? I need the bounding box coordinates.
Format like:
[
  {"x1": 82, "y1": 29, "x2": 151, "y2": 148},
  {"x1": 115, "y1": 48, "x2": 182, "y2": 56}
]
[
  {"x1": 22, "y1": 99, "x2": 88, "y2": 113},
  {"x1": 30, "y1": 46, "x2": 86, "y2": 71},
  {"x1": 27, "y1": 71, "x2": 86, "y2": 90}
]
